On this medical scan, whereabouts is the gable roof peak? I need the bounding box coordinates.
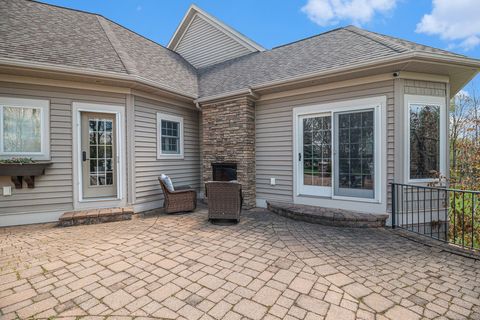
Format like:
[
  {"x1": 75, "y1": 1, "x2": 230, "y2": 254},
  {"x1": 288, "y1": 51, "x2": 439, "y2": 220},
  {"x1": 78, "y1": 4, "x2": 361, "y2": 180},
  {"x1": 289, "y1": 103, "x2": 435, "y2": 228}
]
[
  {"x1": 168, "y1": 4, "x2": 265, "y2": 52},
  {"x1": 167, "y1": 4, "x2": 265, "y2": 68}
]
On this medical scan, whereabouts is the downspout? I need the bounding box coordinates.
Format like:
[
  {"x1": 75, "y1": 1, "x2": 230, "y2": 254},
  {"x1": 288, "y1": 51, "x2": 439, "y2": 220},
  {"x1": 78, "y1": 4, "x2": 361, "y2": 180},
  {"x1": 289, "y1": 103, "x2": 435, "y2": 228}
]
[
  {"x1": 193, "y1": 99, "x2": 202, "y2": 111},
  {"x1": 247, "y1": 87, "x2": 259, "y2": 100}
]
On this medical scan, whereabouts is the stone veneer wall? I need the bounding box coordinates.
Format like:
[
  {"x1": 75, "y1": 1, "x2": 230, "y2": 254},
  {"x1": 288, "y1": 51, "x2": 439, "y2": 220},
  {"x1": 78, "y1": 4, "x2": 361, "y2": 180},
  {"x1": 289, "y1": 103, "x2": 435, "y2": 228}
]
[{"x1": 201, "y1": 97, "x2": 256, "y2": 208}]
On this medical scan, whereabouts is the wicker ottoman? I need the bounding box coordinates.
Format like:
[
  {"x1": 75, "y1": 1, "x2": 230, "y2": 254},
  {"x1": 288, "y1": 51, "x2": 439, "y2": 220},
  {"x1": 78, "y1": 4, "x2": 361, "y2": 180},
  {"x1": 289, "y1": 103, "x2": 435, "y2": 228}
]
[{"x1": 205, "y1": 181, "x2": 242, "y2": 222}]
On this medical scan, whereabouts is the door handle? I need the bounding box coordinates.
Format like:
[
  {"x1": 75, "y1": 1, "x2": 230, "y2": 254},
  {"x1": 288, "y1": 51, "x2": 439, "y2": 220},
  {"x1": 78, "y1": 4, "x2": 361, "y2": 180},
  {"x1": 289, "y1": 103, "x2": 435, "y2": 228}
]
[
  {"x1": 298, "y1": 153, "x2": 302, "y2": 161},
  {"x1": 82, "y1": 151, "x2": 87, "y2": 162}
]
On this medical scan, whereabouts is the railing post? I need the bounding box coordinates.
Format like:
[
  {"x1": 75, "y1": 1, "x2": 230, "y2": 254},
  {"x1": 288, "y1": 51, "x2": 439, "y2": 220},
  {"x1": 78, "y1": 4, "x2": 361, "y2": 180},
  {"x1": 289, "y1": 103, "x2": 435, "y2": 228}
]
[{"x1": 391, "y1": 183, "x2": 396, "y2": 229}]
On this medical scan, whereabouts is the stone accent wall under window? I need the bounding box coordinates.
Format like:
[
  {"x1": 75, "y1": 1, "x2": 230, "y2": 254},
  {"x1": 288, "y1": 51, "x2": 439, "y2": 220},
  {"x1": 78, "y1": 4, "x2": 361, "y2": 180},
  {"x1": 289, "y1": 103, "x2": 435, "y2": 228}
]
[{"x1": 202, "y1": 97, "x2": 256, "y2": 209}]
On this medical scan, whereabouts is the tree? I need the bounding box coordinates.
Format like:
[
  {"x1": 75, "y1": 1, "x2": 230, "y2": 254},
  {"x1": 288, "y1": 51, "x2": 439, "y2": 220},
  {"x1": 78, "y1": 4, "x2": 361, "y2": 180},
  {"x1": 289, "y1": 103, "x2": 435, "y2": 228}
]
[{"x1": 450, "y1": 82, "x2": 480, "y2": 188}]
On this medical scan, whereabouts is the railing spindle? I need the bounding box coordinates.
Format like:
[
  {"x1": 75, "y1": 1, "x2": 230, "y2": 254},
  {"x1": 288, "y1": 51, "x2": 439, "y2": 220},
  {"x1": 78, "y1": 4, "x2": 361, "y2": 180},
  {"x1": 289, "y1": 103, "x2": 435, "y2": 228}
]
[
  {"x1": 417, "y1": 187, "x2": 420, "y2": 234},
  {"x1": 430, "y1": 188, "x2": 433, "y2": 238},
  {"x1": 406, "y1": 185, "x2": 409, "y2": 230},
  {"x1": 445, "y1": 189, "x2": 448, "y2": 243},
  {"x1": 453, "y1": 191, "x2": 456, "y2": 245},
  {"x1": 472, "y1": 194, "x2": 476, "y2": 250},
  {"x1": 462, "y1": 192, "x2": 465, "y2": 248},
  {"x1": 423, "y1": 188, "x2": 426, "y2": 236},
  {"x1": 437, "y1": 188, "x2": 440, "y2": 240}
]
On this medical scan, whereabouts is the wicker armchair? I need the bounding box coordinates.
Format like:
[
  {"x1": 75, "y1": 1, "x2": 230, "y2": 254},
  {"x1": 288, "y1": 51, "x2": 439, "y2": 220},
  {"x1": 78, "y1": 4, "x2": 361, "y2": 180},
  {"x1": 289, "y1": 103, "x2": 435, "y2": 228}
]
[
  {"x1": 158, "y1": 177, "x2": 197, "y2": 214},
  {"x1": 205, "y1": 181, "x2": 242, "y2": 222}
]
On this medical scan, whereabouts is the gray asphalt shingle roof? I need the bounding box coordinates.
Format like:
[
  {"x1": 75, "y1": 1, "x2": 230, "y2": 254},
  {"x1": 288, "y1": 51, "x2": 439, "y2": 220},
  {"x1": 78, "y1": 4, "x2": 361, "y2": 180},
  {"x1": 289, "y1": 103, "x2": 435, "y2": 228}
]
[
  {"x1": 0, "y1": 1, "x2": 470, "y2": 99},
  {"x1": 198, "y1": 26, "x2": 466, "y2": 97},
  {"x1": 0, "y1": 0, "x2": 198, "y2": 97}
]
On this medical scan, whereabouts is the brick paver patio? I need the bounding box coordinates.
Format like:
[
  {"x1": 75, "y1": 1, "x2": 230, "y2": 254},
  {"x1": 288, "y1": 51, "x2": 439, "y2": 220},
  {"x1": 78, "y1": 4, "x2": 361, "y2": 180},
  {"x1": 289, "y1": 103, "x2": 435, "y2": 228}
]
[{"x1": 1, "y1": 207, "x2": 479, "y2": 319}]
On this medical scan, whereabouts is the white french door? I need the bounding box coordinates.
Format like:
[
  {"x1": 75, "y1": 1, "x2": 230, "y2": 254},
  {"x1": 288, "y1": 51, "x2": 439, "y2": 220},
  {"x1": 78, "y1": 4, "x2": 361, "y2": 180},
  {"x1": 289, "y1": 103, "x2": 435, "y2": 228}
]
[{"x1": 296, "y1": 106, "x2": 379, "y2": 201}]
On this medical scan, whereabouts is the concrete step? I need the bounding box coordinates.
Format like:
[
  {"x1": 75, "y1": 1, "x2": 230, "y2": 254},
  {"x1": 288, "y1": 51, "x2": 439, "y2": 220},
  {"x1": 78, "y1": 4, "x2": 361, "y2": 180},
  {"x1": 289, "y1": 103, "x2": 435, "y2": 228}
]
[
  {"x1": 58, "y1": 207, "x2": 133, "y2": 227},
  {"x1": 267, "y1": 201, "x2": 388, "y2": 228}
]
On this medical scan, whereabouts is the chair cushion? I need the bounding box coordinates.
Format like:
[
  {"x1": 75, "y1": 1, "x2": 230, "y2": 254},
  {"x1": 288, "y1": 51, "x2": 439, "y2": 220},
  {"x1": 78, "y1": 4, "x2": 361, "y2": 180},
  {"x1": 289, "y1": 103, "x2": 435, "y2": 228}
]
[{"x1": 160, "y1": 174, "x2": 175, "y2": 192}]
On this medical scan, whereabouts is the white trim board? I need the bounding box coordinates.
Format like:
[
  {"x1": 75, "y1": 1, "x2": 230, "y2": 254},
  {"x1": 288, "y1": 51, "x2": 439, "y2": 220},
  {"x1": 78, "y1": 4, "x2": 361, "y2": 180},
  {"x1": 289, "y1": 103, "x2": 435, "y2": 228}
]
[
  {"x1": 0, "y1": 210, "x2": 64, "y2": 227},
  {"x1": 72, "y1": 102, "x2": 127, "y2": 210}
]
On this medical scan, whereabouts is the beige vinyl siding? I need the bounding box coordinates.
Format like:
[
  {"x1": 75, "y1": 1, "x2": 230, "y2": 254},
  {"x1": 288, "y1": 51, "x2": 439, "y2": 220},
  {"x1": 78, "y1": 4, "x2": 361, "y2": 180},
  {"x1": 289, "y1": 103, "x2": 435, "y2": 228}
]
[
  {"x1": 134, "y1": 97, "x2": 200, "y2": 206},
  {"x1": 175, "y1": 15, "x2": 254, "y2": 69},
  {"x1": 0, "y1": 81, "x2": 126, "y2": 216},
  {"x1": 404, "y1": 80, "x2": 446, "y2": 97},
  {"x1": 255, "y1": 80, "x2": 395, "y2": 204}
]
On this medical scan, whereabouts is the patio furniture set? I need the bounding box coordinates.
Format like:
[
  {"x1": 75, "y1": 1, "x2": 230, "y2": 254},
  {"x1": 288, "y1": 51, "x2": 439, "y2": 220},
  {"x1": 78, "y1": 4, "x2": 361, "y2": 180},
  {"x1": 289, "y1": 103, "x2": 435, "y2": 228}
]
[{"x1": 159, "y1": 174, "x2": 242, "y2": 222}]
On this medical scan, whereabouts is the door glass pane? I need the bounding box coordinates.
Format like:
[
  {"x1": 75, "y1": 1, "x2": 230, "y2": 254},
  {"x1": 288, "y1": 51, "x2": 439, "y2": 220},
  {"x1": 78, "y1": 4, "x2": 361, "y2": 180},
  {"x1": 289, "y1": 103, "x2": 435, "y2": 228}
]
[
  {"x1": 303, "y1": 116, "x2": 331, "y2": 187},
  {"x1": 88, "y1": 119, "x2": 114, "y2": 186},
  {"x1": 335, "y1": 110, "x2": 374, "y2": 198}
]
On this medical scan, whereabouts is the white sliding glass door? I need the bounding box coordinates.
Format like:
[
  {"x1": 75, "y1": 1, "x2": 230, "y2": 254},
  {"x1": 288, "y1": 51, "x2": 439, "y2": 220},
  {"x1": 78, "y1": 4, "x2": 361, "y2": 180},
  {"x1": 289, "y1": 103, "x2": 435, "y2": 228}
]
[{"x1": 295, "y1": 98, "x2": 382, "y2": 202}]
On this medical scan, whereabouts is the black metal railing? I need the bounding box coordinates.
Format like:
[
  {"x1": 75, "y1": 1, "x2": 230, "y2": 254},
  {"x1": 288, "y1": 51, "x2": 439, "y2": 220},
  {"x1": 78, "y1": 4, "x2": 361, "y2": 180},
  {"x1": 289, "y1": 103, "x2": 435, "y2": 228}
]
[{"x1": 391, "y1": 183, "x2": 480, "y2": 251}]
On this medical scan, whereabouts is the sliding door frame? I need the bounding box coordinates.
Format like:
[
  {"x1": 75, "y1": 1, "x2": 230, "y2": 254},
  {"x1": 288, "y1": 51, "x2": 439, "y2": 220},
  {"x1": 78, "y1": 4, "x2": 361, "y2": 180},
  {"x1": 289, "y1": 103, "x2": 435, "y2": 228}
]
[{"x1": 293, "y1": 96, "x2": 385, "y2": 204}]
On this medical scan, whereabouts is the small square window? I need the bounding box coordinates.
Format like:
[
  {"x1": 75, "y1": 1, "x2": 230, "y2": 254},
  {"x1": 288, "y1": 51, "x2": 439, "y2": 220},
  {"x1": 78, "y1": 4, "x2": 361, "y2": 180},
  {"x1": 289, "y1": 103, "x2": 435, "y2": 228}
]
[{"x1": 157, "y1": 113, "x2": 183, "y2": 159}]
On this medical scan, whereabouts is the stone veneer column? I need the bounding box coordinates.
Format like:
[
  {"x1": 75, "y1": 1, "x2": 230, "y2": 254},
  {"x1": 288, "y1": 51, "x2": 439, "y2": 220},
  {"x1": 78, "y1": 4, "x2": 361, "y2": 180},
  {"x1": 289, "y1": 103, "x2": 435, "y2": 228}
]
[{"x1": 202, "y1": 97, "x2": 256, "y2": 209}]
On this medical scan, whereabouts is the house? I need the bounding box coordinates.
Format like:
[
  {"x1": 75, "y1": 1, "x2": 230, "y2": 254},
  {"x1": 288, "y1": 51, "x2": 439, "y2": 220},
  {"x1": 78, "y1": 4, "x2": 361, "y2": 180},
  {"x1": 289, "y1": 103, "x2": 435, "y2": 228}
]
[{"x1": 0, "y1": 0, "x2": 479, "y2": 227}]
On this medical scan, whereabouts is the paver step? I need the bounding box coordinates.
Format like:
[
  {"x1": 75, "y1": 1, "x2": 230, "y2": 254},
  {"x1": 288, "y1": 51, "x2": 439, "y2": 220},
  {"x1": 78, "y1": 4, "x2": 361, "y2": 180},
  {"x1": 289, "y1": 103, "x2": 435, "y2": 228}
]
[
  {"x1": 267, "y1": 201, "x2": 388, "y2": 228},
  {"x1": 58, "y1": 207, "x2": 133, "y2": 227}
]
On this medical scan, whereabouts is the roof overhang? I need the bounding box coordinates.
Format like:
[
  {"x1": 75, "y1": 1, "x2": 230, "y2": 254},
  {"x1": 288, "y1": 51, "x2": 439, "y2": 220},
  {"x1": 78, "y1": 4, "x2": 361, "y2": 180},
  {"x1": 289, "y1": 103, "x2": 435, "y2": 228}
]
[
  {"x1": 2, "y1": 52, "x2": 479, "y2": 105},
  {"x1": 0, "y1": 57, "x2": 197, "y2": 102}
]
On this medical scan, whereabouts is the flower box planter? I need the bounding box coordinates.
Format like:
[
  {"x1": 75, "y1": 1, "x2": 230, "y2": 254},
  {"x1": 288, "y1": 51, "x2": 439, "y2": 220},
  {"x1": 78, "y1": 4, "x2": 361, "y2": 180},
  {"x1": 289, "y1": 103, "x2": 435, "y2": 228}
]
[{"x1": 0, "y1": 162, "x2": 52, "y2": 188}]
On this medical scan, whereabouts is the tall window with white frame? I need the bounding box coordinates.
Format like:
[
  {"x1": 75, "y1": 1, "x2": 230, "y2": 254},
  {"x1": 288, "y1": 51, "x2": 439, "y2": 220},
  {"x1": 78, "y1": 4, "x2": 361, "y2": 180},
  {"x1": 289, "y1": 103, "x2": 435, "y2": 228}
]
[
  {"x1": 157, "y1": 113, "x2": 184, "y2": 159},
  {"x1": 0, "y1": 97, "x2": 50, "y2": 160},
  {"x1": 409, "y1": 104, "x2": 440, "y2": 180},
  {"x1": 405, "y1": 94, "x2": 446, "y2": 183}
]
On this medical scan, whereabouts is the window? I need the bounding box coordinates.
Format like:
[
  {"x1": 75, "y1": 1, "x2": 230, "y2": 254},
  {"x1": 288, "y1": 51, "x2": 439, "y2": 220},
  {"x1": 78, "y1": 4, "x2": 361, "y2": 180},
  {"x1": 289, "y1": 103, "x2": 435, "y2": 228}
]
[
  {"x1": 405, "y1": 95, "x2": 446, "y2": 182},
  {"x1": 0, "y1": 97, "x2": 49, "y2": 159},
  {"x1": 157, "y1": 113, "x2": 183, "y2": 159}
]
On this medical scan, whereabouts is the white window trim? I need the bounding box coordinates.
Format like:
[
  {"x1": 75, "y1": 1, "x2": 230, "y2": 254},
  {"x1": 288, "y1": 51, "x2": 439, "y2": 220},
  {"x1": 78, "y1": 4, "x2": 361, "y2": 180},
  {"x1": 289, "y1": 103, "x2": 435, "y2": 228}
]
[
  {"x1": 404, "y1": 94, "x2": 447, "y2": 184},
  {"x1": 157, "y1": 113, "x2": 184, "y2": 159},
  {"x1": 293, "y1": 96, "x2": 385, "y2": 204},
  {"x1": 0, "y1": 97, "x2": 50, "y2": 160}
]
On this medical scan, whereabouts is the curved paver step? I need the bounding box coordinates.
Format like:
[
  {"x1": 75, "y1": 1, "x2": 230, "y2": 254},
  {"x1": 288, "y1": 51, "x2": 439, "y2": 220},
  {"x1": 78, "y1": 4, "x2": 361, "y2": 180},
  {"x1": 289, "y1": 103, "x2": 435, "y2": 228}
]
[
  {"x1": 267, "y1": 201, "x2": 388, "y2": 228},
  {"x1": 58, "y1": 207, "x2": 133, "y2": 227}
]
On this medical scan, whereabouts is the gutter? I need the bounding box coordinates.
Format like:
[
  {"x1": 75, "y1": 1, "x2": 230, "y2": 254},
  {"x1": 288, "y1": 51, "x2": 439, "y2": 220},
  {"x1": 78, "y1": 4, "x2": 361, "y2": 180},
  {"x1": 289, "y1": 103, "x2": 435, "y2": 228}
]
[
  {"x1": 2, "y1": 51, "x2": 480, "y2": 105},
  {"x1": 0, "y1": 57, "x2": 198, "y2": 101}
]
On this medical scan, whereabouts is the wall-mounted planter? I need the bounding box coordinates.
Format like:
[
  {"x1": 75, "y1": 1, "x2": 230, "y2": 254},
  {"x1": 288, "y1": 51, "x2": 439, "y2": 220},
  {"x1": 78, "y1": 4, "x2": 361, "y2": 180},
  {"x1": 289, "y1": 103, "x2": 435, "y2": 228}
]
[{"x1": 0, "y1": 162, "x2": 52, "y2": 188}]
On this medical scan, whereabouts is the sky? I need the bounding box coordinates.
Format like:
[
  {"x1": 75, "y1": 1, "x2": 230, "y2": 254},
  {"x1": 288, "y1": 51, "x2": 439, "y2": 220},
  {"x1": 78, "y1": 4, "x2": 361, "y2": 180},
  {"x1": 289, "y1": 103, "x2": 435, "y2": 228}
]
[{"x1": 39, "y1": 0, "x2": 480, "y2": 92}]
